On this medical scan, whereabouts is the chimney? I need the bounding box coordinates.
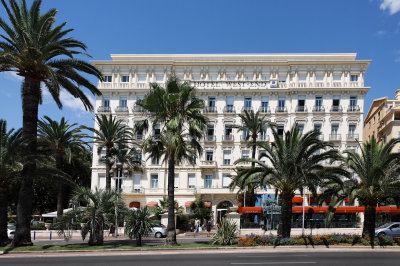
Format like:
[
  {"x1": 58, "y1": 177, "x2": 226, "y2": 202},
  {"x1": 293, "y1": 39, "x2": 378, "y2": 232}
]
[{"x1": 396, "y1": 90, "x2": 400, "y2": 100}]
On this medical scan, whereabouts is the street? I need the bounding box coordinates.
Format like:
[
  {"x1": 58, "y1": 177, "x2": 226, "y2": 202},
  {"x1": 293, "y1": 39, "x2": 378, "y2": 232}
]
[{"x1": 1, "y1": 251, "x2": 400, "y2": 266}]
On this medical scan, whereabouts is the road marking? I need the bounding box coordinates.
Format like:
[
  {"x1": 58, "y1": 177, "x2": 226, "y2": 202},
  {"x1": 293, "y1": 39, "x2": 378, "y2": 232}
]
[{"x1": 231, "y1": 263, "x2": 316, "y2": 265}]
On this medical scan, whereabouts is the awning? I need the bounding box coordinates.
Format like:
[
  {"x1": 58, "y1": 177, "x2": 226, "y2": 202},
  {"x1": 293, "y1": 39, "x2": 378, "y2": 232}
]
[
  {"x1": 129, "y1": 201, "x2": 140, "y2": 209},
  {"x1": 292, "y1": 197, "x2": 303, "y2": 203},
  {"x1": 238, "y1": 207, "x2": 262, "y2": 213},
  {"x1": 185, "y1": 201, "x2": 193, "y2": 208},
  {"x1": 238, "y1": 206, "x2": 400, "y2": 214},
  {"x1": 146, "y1": 201, "x2": 158, "y2": 208},
  {"x1": 42, "y1": 208, "x2": 74, "y2": 218},
  {"x1": 204, "y1": 201, "x2": 212, "y2": 207}
]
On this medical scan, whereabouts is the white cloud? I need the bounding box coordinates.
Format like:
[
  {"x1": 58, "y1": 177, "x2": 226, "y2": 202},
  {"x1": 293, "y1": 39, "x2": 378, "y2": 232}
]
[
  {"x1": 375, "y1": 30, "x2": 387, "y2": 36},
  {"x1": 42, "y1": 88, "x2": 94, "y2": 114},
  {"x1": 380, "y1": 0, "x2": 400, "y2": 15}
]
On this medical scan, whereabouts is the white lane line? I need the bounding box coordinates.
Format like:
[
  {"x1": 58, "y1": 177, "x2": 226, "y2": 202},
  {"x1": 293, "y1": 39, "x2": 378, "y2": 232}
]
[{"x1": 231, "y1": 263, "x2": 316, "y2": 265}]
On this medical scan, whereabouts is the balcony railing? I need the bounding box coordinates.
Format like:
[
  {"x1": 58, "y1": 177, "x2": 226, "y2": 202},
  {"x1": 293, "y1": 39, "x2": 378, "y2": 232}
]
[
  {"x1": 222, "y1": 135, "x2": 234, "y2": 142},
  {"x1": 204, "y1": 135, "x2": 216, "y2": 142},
  {"x1": 115, "y1": 106, "x2": 129, "y2": 113},
  {"x1": 329, "y1": 134, "x2": 341, "y2": 141},
  {"x1": 347, "y1": 105, "x2": 360, "y2": 112},
  {"x1": 132, "y1": 105, "x2": 144, "y2": 112},
  {"x1": 223, "y1": 106, "x2": 235, "y2": 113},
  {"x1": 296, "y1": 106, "x2": 307, "y2": 112},
  {"x1": 204, "y1": 106, "x2": 217, "y2": 113},
  {"x1": 242, "y1": 107, "x2": 253, "y2": 112},
  {"x1": 330, "y1": 105, "x2": 343, "y2": 112},
  {"x1": 132, "y1": 187, "x2": 144, "y2": 194},
  {"x1": 258, "y1": 106, "x2": 271, "y2": 113},
  {"x1": 312, "y1": 106, "x2": 325, "y2": 112},
  {"x1": 276, "y1": 106, "x2": 287, "y2": 113},
  {"x1": 199, "y1": 160, "x2": 217, "y2": 168},
  {"x1": 346, "y1": 134, "x2": 359, "y2": 141},
  {"x1": 97, "y1": 106, "x2": 111, "y2": 113}
]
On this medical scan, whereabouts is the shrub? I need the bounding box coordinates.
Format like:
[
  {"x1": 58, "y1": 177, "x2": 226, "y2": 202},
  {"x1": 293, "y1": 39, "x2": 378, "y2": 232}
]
[
  {"x1": 212, "y1": 218, "x2": 239, "y2": 245},
  {"x1": 31, "y1": 223, "x2": 46, "y2": 230}
]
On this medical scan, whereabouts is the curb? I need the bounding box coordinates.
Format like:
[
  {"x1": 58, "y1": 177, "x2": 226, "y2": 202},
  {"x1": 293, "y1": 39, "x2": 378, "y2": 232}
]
[{"x1": 2, "y1": 245, "x2": 400, "y2": 255}]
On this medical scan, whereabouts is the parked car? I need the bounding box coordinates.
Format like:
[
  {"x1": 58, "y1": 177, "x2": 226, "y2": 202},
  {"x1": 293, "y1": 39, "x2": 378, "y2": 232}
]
[
  {"x1": 150, "y1": 224, "x2": 166, "y2": 238},
  {"x1": 7, "y1": 225, "x2": 15, "y2": 239},
  {"x1": 375, "y1": 222, "x2": 400, "y2": 237}
]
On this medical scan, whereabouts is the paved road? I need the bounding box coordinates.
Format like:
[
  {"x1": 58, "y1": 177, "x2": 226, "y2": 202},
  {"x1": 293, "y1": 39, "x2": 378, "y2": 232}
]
[{"x1": 1, "y1": 251, "x2": 400, "y2": 266}]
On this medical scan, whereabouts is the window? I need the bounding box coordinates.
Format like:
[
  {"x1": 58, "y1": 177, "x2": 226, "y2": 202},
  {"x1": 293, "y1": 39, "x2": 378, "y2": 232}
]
[
  {"x1": 224, "y1": 125, "x2": 233, "y2": 138},
  {"x1": 136, "y1": 130, "x2": 143, "y2": 140},
  {"x1": 134, "y1": 152, "x2": 142, "y2": 162},
  {"x1": 314, "y1": 96, "x2": 323, "y2": 111},
  {"x1": 277, "y1": 125, "x2": 284, "y2": 136},
  {"x1": 151, "y1": 174, "x2": 158, "y2": 188},
  {"x1": 121, "y1": 75, "x2": 130, "y2": 83},
  {"x1": 174, "y1": 174, "x2": 179, "y2": 188},
  {"x1": 188, "y1": 174, "x2": 196, "y2": 188},
  {"x1": 151, "y1": 157, "x2": 160, "y2": 165},
  {"x1": 260, "y1": 129, "x2": 267, "y2": 140},
  {"x1": 297, "y1": 96, "x2": 306, "y2": 111},
  {"x1": 204, "y1": 175, "x2": 213, "y2": 188},
  {"x1": 103, "y1": 98, "x2": 110, "y2": 107},
  {"x1": 226, "y1": 96, "x2": 234, "y2": 112},
  {"x1": 314, "y1": 124, "x2": 322, "y2": 132},
  {"x1": 208, "y1": 97, "x2": 216, "y2": 107},
  {"x1": 104, "y1": 75, "x2": 112, "y2": 82},
  {"x1": 350, "y1": 74, "x2": 358, "y2": 82},
  {"x1": 242, "y1": 150, "x2": 250, "y2": 159},
  {"x1": 350, "y1": 96, "x2": 357, "y2": 107},
  {"x1": 207, "y1": 125, "x2": 215, "y2": 140},
  {"x1": 277, "y1": 97, "x2": 285, "y2": 112},
  {"x1": 206, "y1": 151, "x2": 213, "y2": 161},
  {"x1": 119, "y1": 97, "x2": 127, "y2": 107},
  {"x1": 153, "y1": 124, "x2": 161, "y2": 137},
  {"x1": 244, "y1": 97, "x2": 252, "y2": 111},
  {"x1": 296, "y1": 124, "x2": 304, "y2": 134},
  {"x1": 332, "y1": 96, "x2": 341, "y2": 112},
  {"x1": 348, "y1": 124, "x2": 356, "y2": 135},
  {"x1": 223, "y1": 150, "x2": 232, "y2": 165},
  {"x1": 331, "y1": 124, "x2": 339, "y2": 135},
  {"x1": 242, "y1": 129, "x2": 249, "y2": 140},
  {"x1": 222, "y1": 174, "x2": 231, "y2": 188},
  {"x1": 261, "y1": 96, "x2": 269, "y2": 112}
]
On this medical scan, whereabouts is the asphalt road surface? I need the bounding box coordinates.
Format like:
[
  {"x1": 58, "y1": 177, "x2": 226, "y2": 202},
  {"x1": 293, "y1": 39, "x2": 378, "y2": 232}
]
[{"x1": 1, "y1": 251, "x2": 400, "y2": 266}]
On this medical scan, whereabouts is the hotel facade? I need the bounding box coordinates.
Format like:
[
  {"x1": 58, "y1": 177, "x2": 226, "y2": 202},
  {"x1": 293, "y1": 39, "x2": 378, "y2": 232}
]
[{"x1": 91, "y1": 53, "x2": 370, "y2": 226}]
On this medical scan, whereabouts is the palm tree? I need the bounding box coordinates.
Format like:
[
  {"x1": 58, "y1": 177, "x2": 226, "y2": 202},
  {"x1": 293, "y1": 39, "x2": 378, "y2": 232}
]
[
  {"x1": 125, "y1": 207, "x2": 154, "y2": 246},
  {"x1": 323, "y1": 136, "x2": 400, "y2": 238},
  {"x1": 0, "y1": 0, "x2": 102, "y2": 246},
  {"x1": 136, "y1": 76, "x2": 207, "y2": 245},
  {"x1": 0, "y1": 120, "x2": 23, "y2": 246},
  {"x1": 57, "y1": 187, "x2": 125, "y2": 246},
  {"x1": 234, "y1": 125, "x2": 344, "y2": 238},
  {"x1": 37, "y1": 116, "x2": 89, "y2": 218},
  {"x1": 232, "y1": 110, "x2": 270, "y2": 207},
  {"x1": 86, "y1": 115, "x2": 132, "y2": 190}
]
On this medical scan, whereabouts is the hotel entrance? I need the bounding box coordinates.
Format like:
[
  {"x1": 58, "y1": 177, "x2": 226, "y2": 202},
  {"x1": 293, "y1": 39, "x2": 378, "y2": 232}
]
[{"x1": 216, "y1": 201, "x2": 233, "y2": 224}]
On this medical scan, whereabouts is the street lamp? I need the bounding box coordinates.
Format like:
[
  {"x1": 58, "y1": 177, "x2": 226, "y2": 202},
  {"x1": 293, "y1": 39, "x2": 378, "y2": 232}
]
[{"x1": 114, "y1": 162, "x2": 123, "y2": 237}]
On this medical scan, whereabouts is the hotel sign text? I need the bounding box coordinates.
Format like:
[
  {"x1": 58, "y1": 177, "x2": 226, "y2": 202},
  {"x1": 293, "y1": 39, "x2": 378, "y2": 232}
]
[{"x1": 192, "y1": 81, "x2": 269, "y2": 88}]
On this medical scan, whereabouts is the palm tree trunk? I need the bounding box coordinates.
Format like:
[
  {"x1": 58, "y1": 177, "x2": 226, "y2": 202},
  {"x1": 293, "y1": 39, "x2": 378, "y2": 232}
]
[
  {"x1": 247, "y1": 137, "x2": 257, "y2": 208},
  {"x1": 165, "y1": 156, "x2": 178, "y2": 246},
  {"x1": 56, "y1": 153, "x2": 64, "y2": 218},
  {"x1": 0, "y1": 186, "x2": 10, "y2": 246},
  {"x1": 362, "y1": 204, "x2": 377, "y2": 238},
  {"x1": 278, "y1": 192, "x2": 293, "y2": 238},
  {"x1": 105, "y1": 146, "x2": 111, "y2": 190},
  {"x1": 12, "y1": 78, "x2": 40, "y2": 247},
  {"x1": 137, "y1": 234, "x2": 142, "y2": 246}
]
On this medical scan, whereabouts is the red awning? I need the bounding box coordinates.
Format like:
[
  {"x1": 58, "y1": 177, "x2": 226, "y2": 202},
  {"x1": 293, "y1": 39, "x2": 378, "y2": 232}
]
[
  {"x1": 204, "y1": 201, "x2": 212, "y2": 208},
  {"x1": 129, "y1": 201, "x2": 140, "y2": 208},
  {"x1": 185, "y1": 201, "x2": 193, "y2": 208},
  {"x1": 238, "y1": 207, "x2": 262, "y2": 213},
  {"x1": 146, "y1": 201, "x2": 158, "y2": 208},
  {"x1": 292, "y1": 197, "x2": 303, "y2": 203},
  {"x1": 238, "y1": 206, "x2": 400, "y2": 214}
]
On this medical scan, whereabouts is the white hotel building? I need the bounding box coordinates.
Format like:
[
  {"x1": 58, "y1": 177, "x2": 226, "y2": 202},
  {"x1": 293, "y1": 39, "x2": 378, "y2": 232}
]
[{"x1": 91, "y1": 54, "x2": 370, "y2": 224}]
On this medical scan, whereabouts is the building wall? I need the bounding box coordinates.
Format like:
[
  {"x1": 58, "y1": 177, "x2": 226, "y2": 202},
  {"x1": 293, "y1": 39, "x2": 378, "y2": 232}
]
[{"x1": 90, "y1": 54, "x2": 370, "y2": 221}]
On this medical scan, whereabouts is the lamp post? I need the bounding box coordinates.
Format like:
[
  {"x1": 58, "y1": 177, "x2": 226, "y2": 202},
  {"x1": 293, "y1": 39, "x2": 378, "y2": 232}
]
[{"x1": 114, "y1": 162, "x2": 123, "y2": 237}]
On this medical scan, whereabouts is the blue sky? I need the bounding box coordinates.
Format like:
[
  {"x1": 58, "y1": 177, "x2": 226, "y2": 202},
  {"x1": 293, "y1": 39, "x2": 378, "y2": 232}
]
[{"x1": 1, "y1": 0, "x2": 400, "y2": 130}]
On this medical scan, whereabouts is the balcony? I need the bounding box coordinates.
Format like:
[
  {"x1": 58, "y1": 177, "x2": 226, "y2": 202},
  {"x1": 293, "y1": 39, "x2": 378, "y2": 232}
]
[
  {"x1": 115, "y1": 106, "x2": 129, "y2": 113},
  {"x1": 258, "y1": 106, "x2": 271, "y2": 113},
  {"x1": 240, "y1": 135, "x2": 250, "y2": 142},
  {"x1": 97, "y1": 106, "x2": 111, "y2": 113},
  {"x1": 132, "y1": 105, "x2": 144, "y2": 113},
  {"x1": 204, "y1": 106, "x2": 217, "y2": 113},
  {"x1": 296, "y1": 106, "x2": 307, "y2": 112},
  {"x1": 199, "y1": 160, "x2": 217, "y2": 168},
  {"x1": 222, "y1": 135, "x2": 234, "y2": 142},
  {"x1": 204, "y1": 135, "x2": 216, "y2": 142},
  {"x1": 276, "y1": 106, "x2": 287, "y2": 113},
  {"x1": 196, "y1": 185, "x2": 235, "y2": 194},
  {"x1": 329, "y1": 134, "x2": 341, "y2": 141},
  {"x1": 312, "y1": 106, "x2": 325, "y2": 112},
  {"x1": 223, "y1": 106, "x2": 235, "y2": 113},
  {"x1": 132, "y1": 187, "x2": 145, "y2": 194},
  {"x1": 241, "y1": 107, "x2": 253, "y2": 113},
  {"x1": 330, "y1": 105, "x2": 343, "y2": 112},
  {"x1": 347, "y1": 105, "x2": 360, "y2": 112},
  {"x1": 259, "y1": 135, "x2": 269, "y2": 141},
  {"x1": 346, "y1": 134, "x2": 359, "y2": 141}
]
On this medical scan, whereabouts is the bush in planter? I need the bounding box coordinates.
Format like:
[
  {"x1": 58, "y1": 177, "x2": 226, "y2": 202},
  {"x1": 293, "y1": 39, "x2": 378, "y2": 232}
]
[
  {"x1": 31, "y1": 223, "x2": 46, "y2": 230},
  {"x1": 212, "y1": 218, "x2": 239, "y2": 245},
  {"x1": 7, "y1": 218, "x2": 16, "y2": 225}
]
